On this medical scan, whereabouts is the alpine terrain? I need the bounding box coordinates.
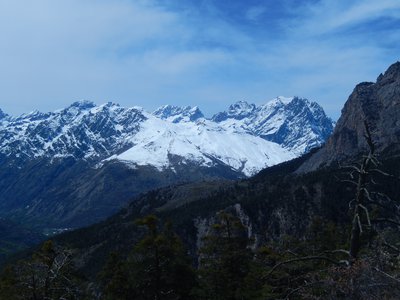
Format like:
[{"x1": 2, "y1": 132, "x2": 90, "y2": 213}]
[
  {"x1": 32, "y1": 61, "x2": 400, "y2": 300},
  {"x1": 0, "y1": 96, "x2": 333, "y2": 230}
]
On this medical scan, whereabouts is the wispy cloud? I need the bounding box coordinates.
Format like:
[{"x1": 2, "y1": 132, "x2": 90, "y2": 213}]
[
  {"x1": 245, "y1": 6, "x2": 267, "y2": 21},
  {"x1": 296, "y1": 0, "x2": 400, "y2": 34},
  {"x1": 0, "y1": 0, "x2": 398, "y2": 119}
]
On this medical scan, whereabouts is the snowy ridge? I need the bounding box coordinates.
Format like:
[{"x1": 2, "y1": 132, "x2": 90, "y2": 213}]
[
  {"x1": 0, "y1": 101, "x2": 146, "y2": 160},
  {"x1": 0, "y1": 108, "x2": 8, "y2": 121},
  {"x1": 0, "y1": 97, "x2": 333, "y2": 176},
  {"x1": 212, "y1": 96, "x2": 334, "y2": 155},
  {"x1": 106, "y1": 113, "x2": 294, "y2": 176},
  {"x1": 153, "y1": 105, "x2": 204, "y2": 123}
]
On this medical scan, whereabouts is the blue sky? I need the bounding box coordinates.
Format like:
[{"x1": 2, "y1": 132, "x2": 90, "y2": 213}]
[{"x1": 0, "y1": 0, "x2": 399, "y2": 119}]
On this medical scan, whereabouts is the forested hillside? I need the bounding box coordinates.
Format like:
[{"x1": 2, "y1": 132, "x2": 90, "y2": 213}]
[{"x1": 1, "y1": 63, "x2": 400, "y2": 299}]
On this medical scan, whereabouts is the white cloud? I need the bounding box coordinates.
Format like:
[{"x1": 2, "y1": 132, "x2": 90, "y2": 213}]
[
  {"x1": 245, "y1": 6, "x2": 267, "y2": 21},
  {"x1": 0, "y1": 0, "x2": 399, "y2": 120},
  {"x1": 291, "y1": 0, "x2": 400, "y2": 35},
  {"x1": 0, "y1": 0, "x2": 226, "y2": 114}
]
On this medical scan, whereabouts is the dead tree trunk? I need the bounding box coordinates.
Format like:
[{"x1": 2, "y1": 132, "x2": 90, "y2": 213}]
[{"x1": 348, "y1": 121, "x2": 375, "y2": 260}]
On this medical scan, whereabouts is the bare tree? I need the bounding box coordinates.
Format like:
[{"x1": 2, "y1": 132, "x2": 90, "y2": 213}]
[
  {"x1": 265, "y1": 120, "x2": 400, "y2": 299},
  {"x1": 12, "y1": 240, "x2": 82, "y2": 300}
]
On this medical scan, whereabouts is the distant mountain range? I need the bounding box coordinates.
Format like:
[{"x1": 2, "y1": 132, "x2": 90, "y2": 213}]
[
  {"x1": 0, "y1": 96, "x2": 333, "y2": 176},
  {"x1": 0, "y1": 96, "x2": 333, "y2": 229}
]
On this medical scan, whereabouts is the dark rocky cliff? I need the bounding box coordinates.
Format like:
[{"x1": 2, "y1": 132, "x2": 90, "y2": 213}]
[{"x1": 298, "y1": 61, "x2": 400, "y2": 172}]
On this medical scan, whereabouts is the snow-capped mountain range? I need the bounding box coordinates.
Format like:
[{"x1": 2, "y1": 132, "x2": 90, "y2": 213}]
[
  {"x1": 212, "y1": 97, "x2": 334, "y2": 154},
  {"x1": 0, "y1": 96, "x2": 334, "y2": 176}
]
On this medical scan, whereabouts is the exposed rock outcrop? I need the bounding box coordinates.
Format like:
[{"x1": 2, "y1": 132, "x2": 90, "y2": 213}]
[{"x1": 298, "y1": 61, "x2": 400, "y2": 172}]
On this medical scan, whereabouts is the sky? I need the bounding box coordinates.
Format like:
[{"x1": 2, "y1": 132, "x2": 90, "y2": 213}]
[{"x1": 0, "y1": 0, "x2": 399, "y2": 120}]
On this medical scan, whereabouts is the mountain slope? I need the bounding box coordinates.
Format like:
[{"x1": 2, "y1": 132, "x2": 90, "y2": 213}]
[
  {"x1": 0, "y1": 218, "x2": 44, "y2": 265},
  {"x1": 47, "y1": 63, "x2": 400, "y2": 279},
  {"x1": 0, "y1": 96, "x2": 333, "y2": 230},
  {"x1": 105, "y1": 113, "x2": 295, "y2": 176},
  {"x1": 0, "y1": 109, "x2": 7, "y2": 121},
  {"x1": 52, "y1": 149, "x2": 400, "y2": 279},
  {"x1": 298, "y1": 61, "x2": 400, "y2": 172},
  {"x1": 0, "y1": 101, "x2": 145, "y2": 162},
  {"x1": 0, "y1": 156, "x2": 246, "y2": 229},
  {"x1": 213, "y1": 96, "x2": 334, "y2": 155},
  {"x1": 153, "y1": 105, "x2": 204, "y2": 123}
]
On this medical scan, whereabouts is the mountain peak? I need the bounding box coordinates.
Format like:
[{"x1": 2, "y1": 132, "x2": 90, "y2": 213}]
[
  {"x1": 228, "y1": 100, "x2": 256, "y2": 116},
  {"x1": 212, "y1": 100, "x2": 256, "y2": 122},
  {"x1": 377, "y1": 61, "x2": 400, "y2": 85},
  {"x1": 153, "y1": 105, "x2": 204, "y2": 123},
  {"x1": 213, "y1": 96, "x2": 334, "y2": 154},
  {"x1": 298, "y1": 61, "x2": 400, "y2": 172},
  {"x1": 69, "y1": 100, "x2": 97, "y2": 110},
  {"x1": 269, "y1": 96, "x2": 294, "y2": 106},
  {"x1": 0, "y1": 108, "x2": 8, "y2": 120},
  {"x1": 19, "y1": 109, "x2": 47, "y2": 120},
  {"x1": 0, "y1": 97, "x2": 333, "y2": 171}
]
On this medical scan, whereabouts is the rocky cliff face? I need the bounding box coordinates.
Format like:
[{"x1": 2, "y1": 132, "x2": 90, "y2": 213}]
[{"x1": 298, "y1": 61, "x2": 400, "y2": 172}]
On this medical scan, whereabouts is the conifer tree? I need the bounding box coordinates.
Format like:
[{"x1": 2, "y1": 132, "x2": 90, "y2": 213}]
[
  {"x1": 196, "y1": 211, "x2": 255, "y2": 300},
  {"x1": 0, "y1": 265, "x2": 18, "y2": 299},
  {"x1": 101, "y1": 215, "x2": 195, "y2": 300}
]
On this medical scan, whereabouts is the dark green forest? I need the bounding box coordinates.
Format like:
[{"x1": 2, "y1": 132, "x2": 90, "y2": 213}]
[{"x1": 1, "y1": 139, "x2": 400, "y2": 299}]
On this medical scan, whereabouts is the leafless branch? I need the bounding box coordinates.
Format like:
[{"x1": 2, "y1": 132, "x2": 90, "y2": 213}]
[
  {"x1": 341, "y1": 179, "x2": 358, "y2": 186},
  {"x1": 382, "y1": 242, "x2": 400, "y2": 254},
  {"x1": 356, "y1": 214, "x2": 363, "y2": 233},
  {"x1": 372, "y1": 218, "x2": 400, "y2": 227},
  {"x1": 264, "y1": 256, "x2": 340, "y2": 278},
  {"x1": 284, "y1": 280, "x2": 324, "y2": 299},
  {"x1": 359, "y1": 204, "x2": 371, "y2": 226},
  {"x1": 340, "y1": 164, "x2": 361, "y2": 173},
  {"x1": 374, "y1": 267, "x2": 400, "y2": 284},
  {"x1": 370, "y1": 169, "x2": 394, "y2": 177}
]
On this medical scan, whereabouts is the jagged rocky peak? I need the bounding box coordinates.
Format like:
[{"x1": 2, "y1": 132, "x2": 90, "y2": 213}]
[
  {"x1": 68, "y1": 100, "x2": 97, "y2": 110},
  {"x1": 153, "y1": 104, "x2": 204, "y2": 123},
  {"x1": 213, "y1": 96, "x2": 334, "y2": 154},
  {"x1": 267, "y1": 96, "x2": 321, "y2": 113},
  {"x1": 57, "y1": 100, "x2": 97, "y2": 119},
  {"x1": 376, "y1": 61, "x2": 400, "y2": 85},
  {"x1": 228, "y1": 100, "x2": 256, "y2": 114},
  {"x1": 0, "y1": 108, "x2": 8, "y2": 120},
  {"x1": 278, "y1": 96, "x2": 333, "y2": 126},
  {"x1": 17, "y1": 109, "x2": 50, "y2": 122},
  {"x1": 298, "y1": 61, "x2": 400, "y2": 172},
  {"x1": 212, "y1": 100, "x2": 256, "y2": 122},
  {"x1": 268, "y1": 96, "x2": 294, "y2": 106},
  {"x1": 0, "y1": 100, "x2": 148, "y2": 162},
  {"x1": 0, "y1": 96, "x2": 334, "y2": 173}
]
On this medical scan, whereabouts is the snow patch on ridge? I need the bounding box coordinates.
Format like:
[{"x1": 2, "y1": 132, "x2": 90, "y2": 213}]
[{"x1": 106, "y1": 113, "x2": 295, "y2": 176}]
